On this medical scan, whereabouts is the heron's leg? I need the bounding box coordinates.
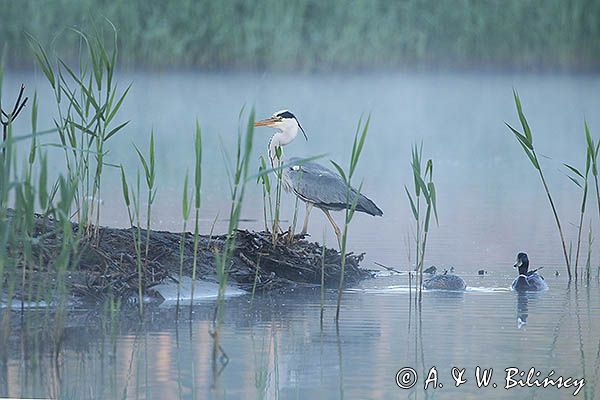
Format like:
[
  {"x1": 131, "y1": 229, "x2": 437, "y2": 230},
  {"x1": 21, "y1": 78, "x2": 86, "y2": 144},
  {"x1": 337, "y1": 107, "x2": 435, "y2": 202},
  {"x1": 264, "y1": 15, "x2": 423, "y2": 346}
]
[
  {"x1": 301, "y1": 203, "x2": 313, "y2": 235},
  {"x1": 322, "y1": 208, "x2": 342, "y2": 247}
]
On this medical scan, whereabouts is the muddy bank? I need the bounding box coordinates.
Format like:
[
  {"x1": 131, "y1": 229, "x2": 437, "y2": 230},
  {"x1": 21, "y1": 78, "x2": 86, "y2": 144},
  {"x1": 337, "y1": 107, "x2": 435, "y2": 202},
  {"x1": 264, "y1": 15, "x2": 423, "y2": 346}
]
[{"x1": 4, "y1": 213, "x2": 372, "y2": 302}]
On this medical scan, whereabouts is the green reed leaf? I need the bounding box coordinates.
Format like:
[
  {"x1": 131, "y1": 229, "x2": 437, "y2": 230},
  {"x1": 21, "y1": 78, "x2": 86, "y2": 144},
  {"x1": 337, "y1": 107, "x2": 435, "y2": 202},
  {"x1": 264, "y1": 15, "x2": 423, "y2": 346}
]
[
  {"x1": 412, "y1": 164, "x2": 430, "y2": 203},
  {"x1": 505, "y1": 122, "x2": 533, "y2": 150},
  {"x1": 105, "y1": 120, "x2": 130, "y2": 141},
  {"x1": 330, "y1": 160, "x2": 347, "y2": 184},
  {"x1": 120, "y1": 165, "x2": 130, "y2": 207},
  {"x1": 585, "y1": 121, "x2": 598, "y2": 177},
  {"x1": 567, "y1": 175, "x2": 583, "y2": 189},
  {"x1": 38, "y1": 153, "x2": 48, "y2": 210},
  {"x1": 25, "y1": 33, "x2": 55, "y2": 89},
  {"x1": 513, "y1": 89, "x2": 533, "y2": 145},
  {"x1": 564, "y1": 163, "x2": 584, "y2": 179},
  {"x1": 428, "y1": 181, "x2": 439, "y2": 225},
  {"x1": 182, "y1": 171, "x2": 190, "y2": 220},
  {"x1": 106, "y1": 83, "x2": 131, "y2": 125},
  {"x1": 194, "y1": 120, "x2": 202, "y2": 209},
  {"x1": 405, "y1": 186, "x2": 419, "y2": 221},
  {"x1": 134, "y1": 145, "x2": 151, "y2": 188}
]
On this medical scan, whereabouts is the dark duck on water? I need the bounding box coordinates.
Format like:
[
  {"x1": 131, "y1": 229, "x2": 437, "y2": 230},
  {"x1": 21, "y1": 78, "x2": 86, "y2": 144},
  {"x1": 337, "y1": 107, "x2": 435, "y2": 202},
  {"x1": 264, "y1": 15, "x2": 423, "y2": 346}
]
[{"x1": 511, "y1": 252, "x2": 548, "y2": 291}]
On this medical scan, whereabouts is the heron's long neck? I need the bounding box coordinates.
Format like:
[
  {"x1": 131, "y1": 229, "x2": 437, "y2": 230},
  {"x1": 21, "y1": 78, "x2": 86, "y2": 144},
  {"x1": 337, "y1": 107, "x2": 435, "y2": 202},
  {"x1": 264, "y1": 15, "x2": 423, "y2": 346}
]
[{"x1": 268, "y1": 126, "x2": 298, "y2": 166}]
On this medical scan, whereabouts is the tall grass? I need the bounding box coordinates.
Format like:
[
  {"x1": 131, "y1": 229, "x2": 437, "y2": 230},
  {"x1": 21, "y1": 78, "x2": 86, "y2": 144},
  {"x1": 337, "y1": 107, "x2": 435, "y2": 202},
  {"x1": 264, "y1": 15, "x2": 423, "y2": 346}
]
[
  {"x1": 118, "y1": 132, "x2": 157, "y2": 314},
  {"x1": 177, "y1": 171, "x2": 190, "y2": 313},
  {"x1": 1, "y1": 84, "x2": 28, "y2": 156},
  {"x1": 330, "y1": 115, "x2": 370, "y2": 322},
  {"x1": 0, "y1": 79, "x2": 80, "y2": 316},
  {"x1": 130, "y1": 171, "x2": 144, "y2": 309},
  {"x1": 585, "y1": 224, "x2": 593, "y2": 282},
  {"x1": 506, "y1": 91, "x2": 571, "y2": 279},
  {"x1": 405, "y1": 143, "x2": 438, "y2": 300},
  {"x1": 119, "y1": 165, "x2": 145, "y2": 309},
  {"x1": 189, "y1": 122, "x2": 202, "y2": 313},
  {"x1": 26, "y1": 22, "x2": 130, "y2": 234},
  {"x1": 564, "y1": 128, "x2": 593, "y2": 279},
  {"x1": 585, "y1": 122, "x2": 600, "y2": 227},
  {"x1": 211, "y1": 109, "x2": 255, "y2": 380},
  {"x1": 257, "y1": 155, "x2": 273, "y2": 232},
  {"x1": 0, "y1": 68, "x2": 55, "y2": 311},
  {"x1": 3, "y1": 1, "x2": 600, "y2": 72},
  {"x1": 134, "y1": 132, "x2": 157, "y2": 268},
  {"x1": 215, "y1": 110, "x2": 255, "y2": 299},
  {"x1": 287, "y1": 196, "x2": 300, "y2": 243},
  {"x1": 0, "y1": 79, "x2": 31, "y2": 310},
  {"x1": 271, "y1": 146, "x2": 284, "y2": 244}
]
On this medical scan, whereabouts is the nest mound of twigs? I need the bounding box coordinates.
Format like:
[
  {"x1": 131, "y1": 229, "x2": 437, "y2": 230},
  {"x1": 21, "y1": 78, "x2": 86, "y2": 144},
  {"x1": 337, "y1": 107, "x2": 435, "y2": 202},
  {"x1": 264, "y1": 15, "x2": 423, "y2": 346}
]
[{"x1": 6, "y1": 214, "x2": 373, "y2": 302}]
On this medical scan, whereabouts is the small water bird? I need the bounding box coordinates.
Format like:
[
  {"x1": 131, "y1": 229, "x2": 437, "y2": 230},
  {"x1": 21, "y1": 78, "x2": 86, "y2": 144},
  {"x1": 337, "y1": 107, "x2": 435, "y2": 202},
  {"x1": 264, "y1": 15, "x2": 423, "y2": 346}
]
[
  {"x1": 423, "y1": 266, "x2": 437, "y2": 274},
  {"x1": 511, "y1": 252, "x2": 548, "y2": 291},
  {"x1": 422, "y1": 267, "x2": 466, "y2": 291},
  {"x1": 255, "y1": 110, "x2": 383, "y2": 244}
]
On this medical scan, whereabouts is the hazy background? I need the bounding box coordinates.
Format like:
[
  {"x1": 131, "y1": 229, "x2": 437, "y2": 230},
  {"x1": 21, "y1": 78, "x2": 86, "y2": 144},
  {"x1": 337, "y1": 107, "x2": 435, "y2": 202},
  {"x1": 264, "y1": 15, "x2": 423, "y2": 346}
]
[
  {"x1": 2, "y1": 0, "x2": 600, "y2": 72},
  {"x1": 3, "y1": 1, "x2": 600, "y2": 271}
]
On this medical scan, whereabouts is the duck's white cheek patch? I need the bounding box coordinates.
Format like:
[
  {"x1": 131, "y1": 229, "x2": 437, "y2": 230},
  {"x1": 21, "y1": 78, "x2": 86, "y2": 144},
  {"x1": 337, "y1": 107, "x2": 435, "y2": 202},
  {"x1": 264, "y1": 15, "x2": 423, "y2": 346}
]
[{"x1": 292, "y1": 165, "x2": 301, "y2": 171}]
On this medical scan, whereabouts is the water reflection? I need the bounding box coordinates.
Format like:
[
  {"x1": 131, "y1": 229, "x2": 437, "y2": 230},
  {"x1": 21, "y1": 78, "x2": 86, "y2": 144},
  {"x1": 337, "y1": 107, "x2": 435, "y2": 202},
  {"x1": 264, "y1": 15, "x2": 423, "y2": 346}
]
[
  {"x1": 516, "y1": 292, "x2": 529, "y2": 327},
  {"x1": 1, "y1": 277, "x2": 600, "y2": 398},
  {"x1": 515, "y1": 290, "x2": 546, "y2": 329}
]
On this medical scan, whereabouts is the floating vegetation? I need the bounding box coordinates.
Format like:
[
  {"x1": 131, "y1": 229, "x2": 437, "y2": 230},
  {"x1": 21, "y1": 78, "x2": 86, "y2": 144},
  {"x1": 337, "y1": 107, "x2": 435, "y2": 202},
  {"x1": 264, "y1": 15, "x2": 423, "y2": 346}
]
[{"x1": 2, "y1": 212, "x2": 370, "y2": 303}]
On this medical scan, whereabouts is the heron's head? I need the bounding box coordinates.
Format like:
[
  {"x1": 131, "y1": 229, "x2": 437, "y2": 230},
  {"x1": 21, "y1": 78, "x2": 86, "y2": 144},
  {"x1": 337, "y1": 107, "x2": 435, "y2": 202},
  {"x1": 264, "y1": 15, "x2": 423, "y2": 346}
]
[
  {"x1": 255, "y1": 110, "x2": 308, "y2": 141},
  {"x1": 514, "y1": 252, "x2": 529, "y2": 274}
]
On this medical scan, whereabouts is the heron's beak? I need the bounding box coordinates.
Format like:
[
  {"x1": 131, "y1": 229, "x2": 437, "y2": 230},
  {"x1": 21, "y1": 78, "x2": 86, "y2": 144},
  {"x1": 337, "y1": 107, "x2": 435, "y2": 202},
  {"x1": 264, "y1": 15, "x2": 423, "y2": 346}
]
[
  {"x1": 255, "y1": 117, "x2": 279, "y2": 127},
  {"x1": 514, "y1": 260, "x2": 522, "y2": 268},
  {"x1": 298, "y1": 123, "x2": 308, "y2": 141}
]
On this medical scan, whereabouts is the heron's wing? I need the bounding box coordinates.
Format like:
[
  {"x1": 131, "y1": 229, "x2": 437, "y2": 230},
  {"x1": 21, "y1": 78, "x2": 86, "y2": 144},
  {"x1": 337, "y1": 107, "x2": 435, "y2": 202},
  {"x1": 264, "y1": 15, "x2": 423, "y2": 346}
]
[
  {"x1": 287, "y1": 160, "x2": 347, "y2": 205},
  {"x1": 286, "y1": 158, "x2": 383, "y2": 216}
]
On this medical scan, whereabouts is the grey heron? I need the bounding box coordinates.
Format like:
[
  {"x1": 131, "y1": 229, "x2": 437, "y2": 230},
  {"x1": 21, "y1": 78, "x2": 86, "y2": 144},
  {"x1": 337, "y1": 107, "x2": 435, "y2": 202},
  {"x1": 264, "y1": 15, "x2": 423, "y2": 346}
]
[{"x1": 255, "y1": 110, "x2": 383, "y2": 245}]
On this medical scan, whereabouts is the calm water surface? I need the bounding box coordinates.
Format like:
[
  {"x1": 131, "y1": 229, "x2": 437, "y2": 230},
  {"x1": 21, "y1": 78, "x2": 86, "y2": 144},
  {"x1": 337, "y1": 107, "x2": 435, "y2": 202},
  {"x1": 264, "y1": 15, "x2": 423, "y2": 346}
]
[{"x1": 2, "y1": 71, "x2": 600, "y2": 399}]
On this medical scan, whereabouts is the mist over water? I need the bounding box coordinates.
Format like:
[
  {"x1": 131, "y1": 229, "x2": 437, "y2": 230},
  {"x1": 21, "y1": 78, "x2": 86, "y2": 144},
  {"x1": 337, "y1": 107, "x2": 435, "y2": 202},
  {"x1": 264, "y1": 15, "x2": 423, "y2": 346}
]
[
  {"x1": 3, "y1": 70, "x2": 600, "y2": 399},
  {"x1": 6, "y1": 71, "x2": 600, "y2": 271}
]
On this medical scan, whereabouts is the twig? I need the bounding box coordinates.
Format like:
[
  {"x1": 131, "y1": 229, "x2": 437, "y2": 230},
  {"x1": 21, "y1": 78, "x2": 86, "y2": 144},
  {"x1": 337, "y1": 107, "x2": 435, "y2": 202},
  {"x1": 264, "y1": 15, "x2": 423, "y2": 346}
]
[
  {"x1": 1, "y1": 84, "x2": 29, "y2": 156},
  {"x1": 374, "y1": 261, "x2": 403, "y2": 275}
]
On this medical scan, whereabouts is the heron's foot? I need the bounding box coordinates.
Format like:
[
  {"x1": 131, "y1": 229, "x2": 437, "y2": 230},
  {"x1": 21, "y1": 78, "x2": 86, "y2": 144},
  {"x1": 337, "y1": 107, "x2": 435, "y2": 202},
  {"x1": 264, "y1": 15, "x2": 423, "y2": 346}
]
[
  {"x1": 272, "y1": 221, "x2": 283, "y2": 234},
  {"x1": 302, "y1": 203, "x2": 313, "y2": 237},
  {"x1": 336, "y1": 236, "x2": 342, "y2": 249},
  {"x1": 333, "y1": 227, "x2": 342, "y2": 249},
  {"x1": 321, "y1": 208, "x2": 343, "y2": 250},
  {"x1": 286, "y1": 226, "x2": 297, "y2": 245}
]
